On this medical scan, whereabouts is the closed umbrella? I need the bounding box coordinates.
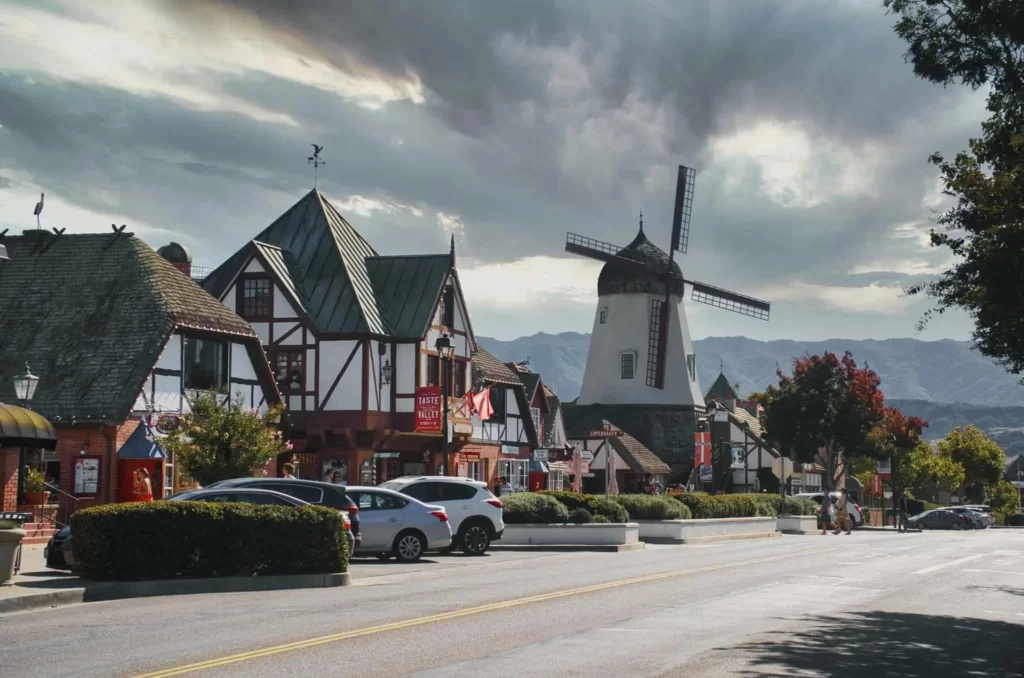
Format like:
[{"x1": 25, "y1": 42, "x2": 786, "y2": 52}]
[
  {"x1": 571, "y1": 446, "x2": 583, "y2": 494},
  {"x1": 607, "y1": 446, "x2": 619, "y2": 495}
]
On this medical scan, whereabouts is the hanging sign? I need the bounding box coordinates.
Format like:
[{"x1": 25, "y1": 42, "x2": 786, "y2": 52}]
[
  {"x1": 533, "y1": 449, "x2": 549, "y2": 462},
  {"x1": 699, "y1": 464, "x2": 713, "y2": 482},
  {"x1": 154, "y1": 414, "x2": 181, "y2": 435},
  {"x1": 415, "y1": 387, "x2": 442, "y2": 433},
  {"x1": 73, "y1": 456, "x2": 102, "y2": 497},
  {"x1": 580, "y1": 450, "x2": 595, "y2": 464}
]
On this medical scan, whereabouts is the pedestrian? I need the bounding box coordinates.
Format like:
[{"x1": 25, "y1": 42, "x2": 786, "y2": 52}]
[
  {"x1": 133, "y1": 468, "x2": 153, "y2": 502},
  {"x1": 493, "y1": 476, "x2": 503, "y2": 497},
  {"x1": 898, "y1": 492, "x2": 908, "y2": 533},
  {"x1": 329, "y1": 470, "x2": 342, "y2": 485},
  {"x1": 834, "y1": 488, "x2": 852, "y2": 535},
  {"x1": 820, "y1": 492, "x2": 834, "y2": 535},
  {"x1": 282, "y1": 463, "x2": 297, "y2": 479}
]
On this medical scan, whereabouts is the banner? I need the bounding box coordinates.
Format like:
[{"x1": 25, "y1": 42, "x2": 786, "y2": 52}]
[
  {"x1": 415, "y1": 386, "x2": 442, "y2": 433},
  {"x1": 694, "y1": 432, "x2": 711, "y2": 468}
]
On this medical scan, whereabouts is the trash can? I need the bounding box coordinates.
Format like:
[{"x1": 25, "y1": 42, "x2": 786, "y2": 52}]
[{"x1": 0, "y1": 527, "x2": 27, "y2": 586}]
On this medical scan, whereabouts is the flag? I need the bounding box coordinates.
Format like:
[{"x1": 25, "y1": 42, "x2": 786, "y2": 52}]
[
  {"x1": 757, "y1": 404, "x2": 765, "y2": 414},
  {"x1": 472, "y1": 387, "x2": 494, "y2": 421},
  {"x1": 465, "y1": 389, "x2": 476, "y2": 415}
]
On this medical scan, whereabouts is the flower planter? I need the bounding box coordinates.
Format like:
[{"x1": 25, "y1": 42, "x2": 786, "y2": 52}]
[
  {"x1": 23, "y1": 491, "x2": 50, "y2": 506},
  {"x1": 776, "y1": 514, "x2": 819, "y2": 535},
  {"x1": 637, "y1": 517, "x2": 778, "y2": 544},
  {"x1": 500, "y1": 523, "x2": 639, "y2": 546}
]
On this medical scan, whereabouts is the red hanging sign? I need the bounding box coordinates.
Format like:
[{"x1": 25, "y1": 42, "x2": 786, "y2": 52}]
[
  {"x1": 694, "y1": 432, "x2": 711, "y2": 468},
  {"x1": 415, "y1": 386, "x2": 442, "y2": 433}
]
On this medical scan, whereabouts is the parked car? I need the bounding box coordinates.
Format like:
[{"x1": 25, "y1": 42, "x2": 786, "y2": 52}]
[
  {"x1": 45, "y1": 488, "x2": 355, "y2": 570},
  {"x1": 380, "y1": 476, "x2": 504, "y2": 555},
  {"x1": 343, "y1": 486, "x2": 452, "y2": 562},
  {"x1": 792, "y1": 492, "x2": 864, "y2": 529},
  {"x1": 962, "y1": 505, "x2": 996, "y2": 528},
  {"x1": 948, "y1": 507, "x2": 987, "y2": 529},
  {"x1": 906, "y1": 509, "x2": 973, "y2": 530},
  {"x1": 205, "y1": 477, "x2": 361, "y2": 548}
]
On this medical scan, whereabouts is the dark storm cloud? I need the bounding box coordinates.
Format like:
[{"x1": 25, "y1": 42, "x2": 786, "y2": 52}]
[{"x1": 0, "y1": 0, "x2": 985, "y2": 300}]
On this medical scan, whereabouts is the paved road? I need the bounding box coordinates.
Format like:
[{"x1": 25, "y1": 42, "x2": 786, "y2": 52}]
[{"x1": 2, "y1": 530, "x2": 1023, "y2": 677}]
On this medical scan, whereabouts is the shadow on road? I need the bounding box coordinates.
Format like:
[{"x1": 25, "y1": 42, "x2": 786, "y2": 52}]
[
  {"x1": 966, "y1": 584, "x2": 1024, "y2": 598},
  {"x1": 733, "y1": 611, "x2": 1023, "y2": 677}
]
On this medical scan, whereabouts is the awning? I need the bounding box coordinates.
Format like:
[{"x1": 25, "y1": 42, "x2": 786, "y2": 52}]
[
  {"x1": 116, "y1": 422, "x2": 167, "y2": 459},
  {"x1": 0, "y1": 403, "x2": 58, "y2": 450}
]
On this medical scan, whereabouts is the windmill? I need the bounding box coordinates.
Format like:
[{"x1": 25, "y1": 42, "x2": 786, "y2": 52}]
[{"x1": 566, "y1": 165, "x2": 770, "y2": 398}]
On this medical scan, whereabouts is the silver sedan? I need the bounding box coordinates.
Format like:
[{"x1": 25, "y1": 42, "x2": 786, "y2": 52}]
[{"x1": 344, "y1": 486, "x2": 453, "y2": 562}]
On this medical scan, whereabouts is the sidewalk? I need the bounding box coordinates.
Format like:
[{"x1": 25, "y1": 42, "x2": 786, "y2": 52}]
[{"x1": 0, "y1": 546, "x2": 89, "y2": 615}]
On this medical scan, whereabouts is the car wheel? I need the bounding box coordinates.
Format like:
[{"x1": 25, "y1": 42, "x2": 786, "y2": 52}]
[
  {"x1": 952, "y1": 522, "x2": 961, "y2": 530},
  {"x1": 460, "y1": 523, "x2": 491, "y2": 556},
  {"x1": 393, "y1": 531, "x2": 426, "y2": 562}
]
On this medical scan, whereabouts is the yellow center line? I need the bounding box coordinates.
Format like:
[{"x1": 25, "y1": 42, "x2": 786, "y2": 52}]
[{"x1": 134, "y1": 548, "x2": 822, "y2": 677}]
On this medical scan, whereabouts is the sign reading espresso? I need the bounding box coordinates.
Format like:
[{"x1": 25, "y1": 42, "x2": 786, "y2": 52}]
[{"x1": 414, "y1": 386, "x2": 442, "y2": 434}]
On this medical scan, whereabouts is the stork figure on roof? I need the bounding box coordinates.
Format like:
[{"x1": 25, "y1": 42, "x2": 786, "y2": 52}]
[
  {"x1": 566, "y1": 164, "x2": 771, "y2": 409},
  {"x1": 33, "y1": 192, "x2": 44, "y2": 230},
  {"x1": 308, "y1": 144, "x2": 326, "y2": 188}
]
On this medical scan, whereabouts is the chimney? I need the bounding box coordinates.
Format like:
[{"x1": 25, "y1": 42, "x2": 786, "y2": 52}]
[{"x1": 157, "y1": 242, "x2": 192, "y2": 278}]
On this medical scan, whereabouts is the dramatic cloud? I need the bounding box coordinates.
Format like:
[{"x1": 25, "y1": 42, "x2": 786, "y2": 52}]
[{"x1": 0, "y1": 0, "x2": 987, "y2": 341}]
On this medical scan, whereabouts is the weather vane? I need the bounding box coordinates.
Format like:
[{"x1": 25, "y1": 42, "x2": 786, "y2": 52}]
[{"x1": 308, "y1": 144, "x2": 326, "y2": 188}]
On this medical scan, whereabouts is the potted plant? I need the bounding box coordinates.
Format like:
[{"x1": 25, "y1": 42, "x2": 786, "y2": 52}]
[
  {"x1": 22, "y1": 467, "x2": 50, "y2": 506},
  {"x1": 0, "y1": 516, "x2": 27, "y2": 585}
]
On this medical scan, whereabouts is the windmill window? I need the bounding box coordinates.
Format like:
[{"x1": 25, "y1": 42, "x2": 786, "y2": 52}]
[
  {"x1": 687, "y1": 354, "x2": 696, "y2": 382},
  {"x1": 599, "y1": 307, "x2": 608, "y2": 324},
  {"x1": 620, "y1": 351, "x2": 636, "y2": 380},
  {"x1": 240, "y1": 277, "x2": 272, "y2": 320}
]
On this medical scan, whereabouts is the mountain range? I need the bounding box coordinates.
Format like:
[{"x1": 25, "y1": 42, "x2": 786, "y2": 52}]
[{"x1": 477, "y1": 333, "x2": 1024, "y2": 456}]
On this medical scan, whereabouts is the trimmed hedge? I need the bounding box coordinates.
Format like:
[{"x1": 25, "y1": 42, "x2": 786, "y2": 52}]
[
  {"x1": 537, "y1": 491, "x2": 629, "y2": 523},
  {"x1": 1001, "y1": 513, "x2": 1024, "y2": 526},
  {"x1": 567, "y1": 507, "x2": 594, "y2": 524},
  {"x1": 772, "y1": 496, "x2": 818, "y2": 517},
  {"x1": 612, "y1": 494, "x2": 691, "y2": 521},
  {"x1": 502, "y1": 493, "x2": 570, "y2": 524},
  {"x1": 906, "y1": 496, "x2": 941, "y2": 516},
  {"x1": 673, "y1": 492, "x2": 779, "y2": 519},
  {"x1": 71, "y1": 501, "x2": 347, "y2": 580}
]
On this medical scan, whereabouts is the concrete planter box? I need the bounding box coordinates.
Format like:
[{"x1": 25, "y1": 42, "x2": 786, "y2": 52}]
[
  {"x1": 500, "y1": 523, "x2": 639, "y2": 547},
  {"x1": 777, "y1": 515, "x2": 819, "y2": 535},
  {"x1": 637, "y1": 517, "x2": 778, "y2": 544}
]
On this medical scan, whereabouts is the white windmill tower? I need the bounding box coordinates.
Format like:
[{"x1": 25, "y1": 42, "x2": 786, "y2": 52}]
[{"x1": 565, "y1": 165, "x2": 771, "y2": 409}]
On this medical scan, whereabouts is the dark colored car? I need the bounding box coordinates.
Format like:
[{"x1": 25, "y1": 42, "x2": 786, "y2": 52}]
[
  {"x1": 206, "y1": 478, "x2": 361, "y2": 547},
  {"x1": 948, "y1": 507, "x2": 987, "y2": 529},
  {"x1": 906, "y1": 509, "x2": 973, "y2": 531},
  {"x1": 45, "y1": 488, "x2": 355, "y2": 570}
]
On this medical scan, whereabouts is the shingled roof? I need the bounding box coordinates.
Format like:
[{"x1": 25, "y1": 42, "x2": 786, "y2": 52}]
[
  {"x1": 202, "y1": 190, "x2": 455, "y2": 340},
  {"x1": 471, "y1": 347, "x2": 521, "y2": 386},
  {"x1": 0, "y1": 231, "x2": 273, "y2": 422},
  {"x1": 609, "y1": 433, "x2": 672, "y2": 475},
  {"x1": 563, "y1": 402, "x2": 699, "y2": 469}
]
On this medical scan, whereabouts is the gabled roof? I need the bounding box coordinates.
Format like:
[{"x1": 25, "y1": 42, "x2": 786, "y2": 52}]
[
  {"x1": 117, "y1": 422, "x2": 167, "y2": 459},
  {"x1": 472, "y1": 348, "x2": 521, "y2": 386},
  {"x1": 563, "y1": 402, "x2": 699, "y2": 468},
  {"x1": 203, "y1": 190, "x2": 456, "y2": 340},
  {"x1": 0, "y1": 231, "x2": 275, "y2": 422},
  {"x1": 609, "y1": 433, "x2": 672, "y2": 475},
  {"x1": 705, "y1": 373, "x2": 740, "y2": 402}
]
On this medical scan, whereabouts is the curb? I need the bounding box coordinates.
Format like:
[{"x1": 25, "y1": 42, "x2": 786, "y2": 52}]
[
  {"x1": 0, "y1": 571, "x2": 350, "y2": 616},
  {"x1": 664, "y1": 531, "x2": 781, "y2": 545},
  {"x1": 490, "y1": 543, "x2": 646, "y2": 553}
]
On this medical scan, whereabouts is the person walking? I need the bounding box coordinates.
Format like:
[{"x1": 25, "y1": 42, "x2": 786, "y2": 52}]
[
  {"x1": 133, "y1": 468, "x2": 153, "y2": 502},
  {"x1": 820, "y1": 492, "x2": 834, "y2": 535},
  {"x1": 834, "y1": 489, "x2": 852, "y2": 535},
  {"x1": 282, "y1": 463, "x2": 297, "y2": 479},
  {"x1": 897, "y1": 492, "x2": 908, "y2": 533}
]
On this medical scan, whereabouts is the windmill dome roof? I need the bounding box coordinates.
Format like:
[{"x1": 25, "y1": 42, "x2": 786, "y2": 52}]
[
  {"x1": 597, "y1": 227, "x2": 684, "y2": 297},
  {"x1": 157, "y1": 242, "x2": 192, "y2": 264}
]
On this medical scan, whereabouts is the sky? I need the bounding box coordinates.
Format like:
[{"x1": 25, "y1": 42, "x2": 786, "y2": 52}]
[{"x1": 0, "y1": 0, "x2": 987, "y2": 342}]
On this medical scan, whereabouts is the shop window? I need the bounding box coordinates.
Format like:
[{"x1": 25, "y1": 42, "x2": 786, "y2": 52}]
[
  {"x1": 466, "y1": 461, "x2": 482, "y2": 481},
  {"x1": 426, "y1": 355, "x2": 440, "y2": 387},
  {"x1": 530, "y1": 406, "x2": 541, "y2": 434},
  {"x1": 547, "y1": 469, "x2": 565, "y2": 490},
  {"x1": 184, "y1": 337, "x2": 229, "y2": 392},
  {"x1": 620, "y1": 351, "x2": 636, "y2": 380},
  {"x1": 274, "y1": 349, "x2": 304, "y2": 393},
  {"x1": 240, "y1": 277, "x2": 272, "y2": 320},
  {"x1": 499, "y1": 459, "x2": 529, "y2": 493},
  {"x1": 322, "y1": 460, "x2": 348, "y2": 485},
  {"x1": 599, "y1": 307, "x2": 607, "y2": 324},
  {"x1": 454, "y1": 361, "x2": 467, "y2": 398}
]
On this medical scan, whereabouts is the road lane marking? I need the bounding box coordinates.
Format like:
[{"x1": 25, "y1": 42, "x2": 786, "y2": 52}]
[
  {"x1": 964, "y1": 568, "x2": 1024, "y2": 576},
  {"x1": 133, "y1": 548, "x2": 823, "y2": 677},
  {"x1": 912, "y1": 553, "x2": 986, "y2": 575}
]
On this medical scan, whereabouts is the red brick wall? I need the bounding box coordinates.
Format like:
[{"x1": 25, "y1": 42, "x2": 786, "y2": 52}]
[
  {"x1": 1, "y1": 448, "x2": 18, "y2": 512},
  {"x1": 55, "y1": 421, "x2": 141, "y2": 508}
]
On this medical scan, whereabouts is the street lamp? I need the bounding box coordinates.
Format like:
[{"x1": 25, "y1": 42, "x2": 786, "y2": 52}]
[
  {"x1": 435, "y1": 333, "x2": 455, "y2": 476},
  {"x1": 378, "y1": 342, "x2": 392, "y2": 386},
  {"x1": 13, "y1": 363, "x2": 39, "y2": 405}
]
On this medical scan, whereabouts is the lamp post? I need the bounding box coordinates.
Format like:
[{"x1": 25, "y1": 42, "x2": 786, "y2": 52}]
[
  {"x1": 13, "y1": 363, "x2": 39, "y2": 407},
  {"x1": 434, "y1": 334, "x2": 455, "y2": 476}
]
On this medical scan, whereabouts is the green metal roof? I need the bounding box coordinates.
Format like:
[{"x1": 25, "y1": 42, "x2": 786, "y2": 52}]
[
  {"x1": 705, "y1": 372, "x2": 740, "y2": 402},
  {"x1": 204, "y1": 190, "x2": 454, "y2": 339}
]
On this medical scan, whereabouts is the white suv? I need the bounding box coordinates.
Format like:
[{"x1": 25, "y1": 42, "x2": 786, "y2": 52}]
[{"x1": 380, "y1": 476, "x2": 504, "y2": 555}]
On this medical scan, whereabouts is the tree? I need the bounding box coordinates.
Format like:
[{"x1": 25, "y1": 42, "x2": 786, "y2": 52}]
[
  {"x1": 867, "y1": 406, "x2": 930, "y2": 493},
  {"x1": 162, "y1": 392, "x2": 289, "y2": 487},
  {"x1": 930, "y1": 454, "x2": 967, "y2": 492},
  {"x1": 884, "y1": 0, "x2": 1024, "y2": 375},
  {"x1": 937, "y1": 424, "x2": 1005, "y2": 502},
  {"x1": 764, "y1": 352, "x2": 886, "y2": 490},
  {"x1": 987, "y1": 478, "x2": 1021, "y2": 518}
]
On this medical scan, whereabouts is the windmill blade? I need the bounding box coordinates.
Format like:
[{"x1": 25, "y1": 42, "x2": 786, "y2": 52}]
[
  {"x1": 687, "y1": 279, "x2": 770, "y2": 320},
  {"x1": 670, "y1": 165, "x2": 696, "y2": 254},
  {"x1": 645, "y1": 298, "x2": 669, "y2": 389},
  {"x1": 566, "y1": 232, "x2": 683, "y2": 280}
]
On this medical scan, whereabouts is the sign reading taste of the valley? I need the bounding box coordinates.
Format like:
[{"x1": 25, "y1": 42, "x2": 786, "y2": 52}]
[{"x1": 415, "y1": 386, "x2": 442, "y2": 433}]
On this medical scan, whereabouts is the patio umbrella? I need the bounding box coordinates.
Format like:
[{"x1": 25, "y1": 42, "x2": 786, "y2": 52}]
[
  {"x1": 571, "y1": 446, "x2": 583, "y2": 494},
  {"x1": 607, "y1": 445, "x2": 619, "y2": 495}
]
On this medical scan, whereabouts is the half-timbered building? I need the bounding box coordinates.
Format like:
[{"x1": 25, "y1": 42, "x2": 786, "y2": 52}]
[
  {"x1": 201, "y1": 189, "x2": 478, "y2": 484},
  {"x1": 0, "y1": 230, "x2": 280, "y2": 528}
]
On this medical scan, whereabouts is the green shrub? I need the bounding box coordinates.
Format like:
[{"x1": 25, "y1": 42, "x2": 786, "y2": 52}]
[
  {"x1": 772, "y1": 496, "x2": 818, "y2": 517},
  {"x1": 23, "y1": 467, "x2": 47, "y2": 492},
  {"x1": 906, "y1": 496, "x2": 941, "y2": 516},
  {"x1": 502, "y1": 493, "x2": 570, "y2": 524},
  {"x1": 1003, "y1": 513, "x2": 1024, "y2": 527},
  {"x1": 593, "y1": 514, "x2": 610, "y2": 523},
  {"x1": 861, "y1": 506, "x2": 872, "y2": 524},
  {"x1": 673, "y1": 492, "x2": 781, "y2": 519},
  {"x1": 567, "y1": 507, "x2": 594, "y2": 524},
  {"x1": 71, "y1": 501, "x2": 347, "y2": 581},
  {"x1": 538, "y1": 491, "x2": 628, "y2": 522},
  {"x1": 613, "y1": 494, "x2": 691, "y2": 520}
]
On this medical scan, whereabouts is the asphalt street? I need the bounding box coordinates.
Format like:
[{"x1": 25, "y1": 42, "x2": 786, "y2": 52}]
[{"x1": 2, "y1": 530, "x2": 1023, "y2": 677}]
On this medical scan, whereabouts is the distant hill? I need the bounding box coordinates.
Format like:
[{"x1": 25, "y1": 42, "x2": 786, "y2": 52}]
[
  {"x1": 887, "y1": 399, "x2": 1024, "y2": 458},
  {"x1": 477, "y1": 333, "x2": 1024, "y2": 406}
]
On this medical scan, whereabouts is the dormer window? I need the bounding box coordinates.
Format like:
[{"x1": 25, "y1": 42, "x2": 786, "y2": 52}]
[
  {"x1": 599, "y1": 307, "x2": 608, "y2": 324},
  {"x1": 239, "y1": 276, "x2": 272, "y2": 321},
  {"x1": 620, "y1": 351, "x2": 636, "y2": 380}
]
